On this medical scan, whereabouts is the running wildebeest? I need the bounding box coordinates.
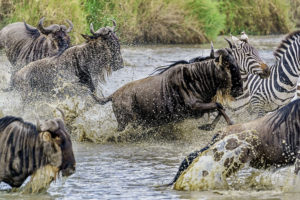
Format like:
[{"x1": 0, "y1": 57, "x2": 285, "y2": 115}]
[
  {"x1": 171, "y1": 99, "x2": 300, "y2": 190},
  {"x1": 96, "y1": 44, "x2": 243, "y2": 131},
  {"x1": 0, "y1": 110, "x2": 75, "y2": 188},
  {"x1": 11, "y1": 21, "x2": 123, "y2": 102},
  {"x1": 0, "y1": 17, "x2": 73, "y2": 71}
]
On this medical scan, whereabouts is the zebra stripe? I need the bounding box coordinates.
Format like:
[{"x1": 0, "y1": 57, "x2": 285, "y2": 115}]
[
  {"x1": 226, "y1": 36, "x2": 270, "y2": 111},
  {"x1": 236, "y1": 31, "x2": 300, "y2": 116}
]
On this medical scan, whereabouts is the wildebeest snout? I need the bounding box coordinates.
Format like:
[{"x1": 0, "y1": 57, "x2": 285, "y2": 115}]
[{"x1": 61, "y1": 163, "x2": 76, "y2": 176}]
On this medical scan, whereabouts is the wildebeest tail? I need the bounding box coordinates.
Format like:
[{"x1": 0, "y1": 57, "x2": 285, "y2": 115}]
[{"x1": 91, "y1": 93, "x2": 112, "y2": 105}]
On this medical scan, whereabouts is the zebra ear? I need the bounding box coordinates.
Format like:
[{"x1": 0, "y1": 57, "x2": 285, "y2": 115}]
[{"x1": 231, "y1": 35, "x2": 243, "y2": 46}]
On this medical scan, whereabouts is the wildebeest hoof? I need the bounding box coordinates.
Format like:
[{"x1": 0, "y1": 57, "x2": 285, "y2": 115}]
[{"x1": 198, "y1": 124, "x2": 214, "y2": 131}]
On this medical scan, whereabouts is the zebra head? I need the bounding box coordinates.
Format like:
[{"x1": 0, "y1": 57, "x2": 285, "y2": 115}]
[{"x1": 225, "y1": 34, "x2": 270, "y2": 79}]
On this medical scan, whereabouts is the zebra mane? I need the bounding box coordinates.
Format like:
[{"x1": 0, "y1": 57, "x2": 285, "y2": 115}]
[
  {"x1": 268, "y1": 99, "x2": 300, "y2": 132},
  {"x1": 150, "y1": 55, "x2": 212, "y2": 76},
  {"x1": 0, "y1": 116, "x2": 38, "y2": 134},
  {"x1": 273, "y1": 30, "x2": 300, "y2": 60}
]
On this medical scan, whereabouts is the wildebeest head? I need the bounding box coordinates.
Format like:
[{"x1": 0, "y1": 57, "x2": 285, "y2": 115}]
[
  {"x1": 81, "y1": 20, "x2": 124, "y2": 72},
  {"x1": 37, "y1": 17, "x2": 73, "y2": 51},
  {"x1": 225, "y1": 34, "x2": 270, "y2": 79},
  {"x1": 211, "y1": 43, "x2": 243, "y2": 98},
  {"x1": 36, "y1": 109, "x2": 75, "y2": 177}
]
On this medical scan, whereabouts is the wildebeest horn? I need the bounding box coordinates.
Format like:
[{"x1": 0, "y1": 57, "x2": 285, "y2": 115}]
[
  {"x1": 111, "y1": 20, "x2": 116, "y2": 31},
  {"x1": 56, "y1": 108, "x2": 66, "y2": 122},
  {"x1": 66, "y1": 19, "x2": 73, "y2": 33},
  {"x1": 23, "y1": 21, "x2": 37, "y2": 32},
  {"x1": 210, "y1": 41, "x2": 214, "y2": 58},
  {"x1": 90, "y1": 23, "x2": 110, "y2": 37},
  {"x1": 38, "y1": 17, "x2": 52, "y2": 35},
  {"x1": 90, "y1": 23, "x2": 96, "y2": 35},
  {"x1": 36, "y1": 118, "x2": 42, "y2": 132},
  {"x1": 225, "y1": 38, "x2": 234, "y2": 49}
]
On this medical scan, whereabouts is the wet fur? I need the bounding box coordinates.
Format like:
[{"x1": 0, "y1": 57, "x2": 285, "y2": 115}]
[
  {"x1": 171, "y1": 99, "x2": 300, "y2": 186},
  {"x1": 0, "y1": 116, "x2": 75, "y2": 188},
  {"x1": 11, "y1": 25, "x2": 123, "y2": 102},
  {"x1": 97, "y1": 49, "x2": 242, "y2": 131},
  {"x1": 0, "y1": 22, "x2": 71, "y2": 71}
]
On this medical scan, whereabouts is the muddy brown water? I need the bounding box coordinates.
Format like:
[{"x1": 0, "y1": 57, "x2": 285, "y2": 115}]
[{"x1": 1, "y1": 35, "x2": 299, "y2": 199}]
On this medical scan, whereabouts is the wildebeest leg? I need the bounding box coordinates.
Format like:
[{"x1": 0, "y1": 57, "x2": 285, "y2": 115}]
[
  {"x1": 217, "y1": 107, "x2": 234, "y2": 125},
  {"x1": 190, "y1": 101, "x2": 233, "y2": 130},
  {"x1": 198, "y1": 112, "x2": 222, "y2": 131}
]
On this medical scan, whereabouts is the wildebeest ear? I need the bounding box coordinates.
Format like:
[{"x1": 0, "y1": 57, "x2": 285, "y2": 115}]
[{"x1": 81, "y1": 34, "x2": 92, "y2": 41}]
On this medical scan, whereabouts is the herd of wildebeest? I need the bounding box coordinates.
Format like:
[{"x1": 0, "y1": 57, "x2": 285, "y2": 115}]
[{"x1": 0, "y1": 17, "x2": 300, "y2": 192}]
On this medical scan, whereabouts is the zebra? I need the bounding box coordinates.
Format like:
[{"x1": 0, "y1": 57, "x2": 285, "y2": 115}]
[
  {"x1": 229, "y1": 31, "x2": 300, "y2": 116},
  {"x1": 223, "y1": 35, "x2": 271, "y2": 111}
]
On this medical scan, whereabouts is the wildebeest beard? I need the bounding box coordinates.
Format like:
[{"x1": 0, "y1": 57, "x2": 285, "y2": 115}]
[{"x1": 0, "y1": 115, "x2": 75, "y2": 188}]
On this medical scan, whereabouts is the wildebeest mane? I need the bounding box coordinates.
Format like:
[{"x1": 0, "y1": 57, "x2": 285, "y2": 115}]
[
  {"x1": 273, "y1": 30, "x2": 300, "y2": 60},
  {"x1": 150, "y1": 55, "x2": 212, "y2": 76},
  {"x1": 0, "y1": 116, "x2": 38, "y2": 134}
]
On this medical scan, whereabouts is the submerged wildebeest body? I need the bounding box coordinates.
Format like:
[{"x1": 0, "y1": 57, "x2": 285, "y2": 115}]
[
  {"x1": 171, "y1": 99, "x2": 300, "y2": 190},
  {"x1": 0, "y1": 17, "x2": 73, "y2": 71},
  {"x1": 11, "y1": 22, "x2": 123, "y2": 102},
  {"x1": 97, "y1": 46, "x2": 243, "y2": 131},
  {"x1": 0, "y1": 113, "x2": 75, "y2": 188}
]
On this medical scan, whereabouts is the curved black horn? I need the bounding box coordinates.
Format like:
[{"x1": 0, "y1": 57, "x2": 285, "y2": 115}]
[
  {"x1": 225, "y1": 38, "x2": 234, "y2": 49},
  {"x1": 111, "y1": 20, "x2": 116, "y2": 31},
  {"x1": 66, "y1": 19, "x2": 73, "y2": 33},
  {"x1": 36, "y1": 118, "x2": 41, "y2": 132},
  {"x1": 56, "y1": 107, "x2": 66, "y2": 122},
  {"x1": 210, "y1": 41, "x2": 214, "y2": 58},
  {"x1": 90, "y1": 23, "x2": 96, "y2": 35},
  {"x1": 38, "y1": 17, "x2": 52, "y2": 35},
  {"x1": 23, "y1": 21, "x2": 37, "y2": 32}
]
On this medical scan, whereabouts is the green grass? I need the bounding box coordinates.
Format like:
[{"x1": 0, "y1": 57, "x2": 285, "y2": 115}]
[
  {"x1": 218, "y1": 0, "x2": 293, "y2": 35},
  {"x1": 0, "y1": 0, "x2": 296, "y2": 44}
]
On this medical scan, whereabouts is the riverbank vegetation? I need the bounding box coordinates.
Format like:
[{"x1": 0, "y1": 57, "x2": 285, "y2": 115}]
[{"x1": 0, "y1": 0, "x2": 297, "y2": 44}]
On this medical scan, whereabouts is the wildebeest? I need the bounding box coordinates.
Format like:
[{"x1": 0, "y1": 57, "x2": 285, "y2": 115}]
[
  {"x1": 171, "y1": 99, "x2": 300, "y2": 190},
  {"x1": 0, "y1": 17, "x2": 73, "y2": 71},
  {"x1": 96, "y1": 44, "x2": 243, "y2": 131},
  {"x1": 0, "y1": 110, "x2": 75, "y2": 189},
  {"x1": 11, "y1": 21, "x2": 123, "y2": 102}
]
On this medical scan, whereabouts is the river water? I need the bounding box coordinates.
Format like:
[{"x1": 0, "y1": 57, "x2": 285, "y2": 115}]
[{"x1": 1, "y1": 35, "x2": 300, "y2": 199}]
